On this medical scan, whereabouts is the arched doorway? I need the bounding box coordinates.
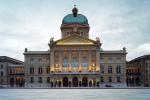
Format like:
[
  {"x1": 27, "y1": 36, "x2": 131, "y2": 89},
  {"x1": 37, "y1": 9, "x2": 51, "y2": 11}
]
[
  {"x1": 126, "y1": 77, "x2": 128, "y2": 86},
  {"x1": 63, "y1": 77, "x2": 68, "y2": 87},
  {"x1": 10, "y1": 77, "x2": 14, "y2": 87},
  {"x1": 16, "y1": 77, "x2": 20, "y2": 87},
  {"x1": 82, "y1": 77, "x2": 88, "y2": 87},
  {"x1": 130, "y1": 77, "x2": 134, "y2": 86},
  {"x1": 21, "y1": 77, "x2": 25, "y2": 86},
  {"x1": 135, "y1": 77, "x2": 140, "y2": 85},
  {"x1": 73, "y1": 77, "x2": 78, "y2": 87}
]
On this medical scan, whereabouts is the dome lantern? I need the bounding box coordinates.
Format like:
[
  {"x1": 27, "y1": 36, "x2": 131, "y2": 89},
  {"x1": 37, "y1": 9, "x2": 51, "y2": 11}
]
[{"x1": 72, "y1": 5, "x2": 78, "y2": 17}]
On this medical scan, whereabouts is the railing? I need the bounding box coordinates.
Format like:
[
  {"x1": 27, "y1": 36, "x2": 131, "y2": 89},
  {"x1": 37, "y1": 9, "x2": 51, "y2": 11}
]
[
  {"x1": 30, "y1": 72, "x2": 34, "y2": 74},
  {"x1": 117, "y1": 80, "x2": 121, "y2": 82},
  {"x1": 39, "y1": 81, "x2": 42, "y2": 83},
  {"x1": 116, "y1": 71, "x2": 121, "y2": 73},
  {"x1": 30, "y1": 81, "x2": 34, "y2": 83},
  {"x1": 126, "y1": 73, "x2": 141, "y2": 75},
  {"x1": 38, "y1": 72, "x2": 42, "y2": 74},
  {"x1": 109, "y1": 80, "x2": 112, "y2": 82}
]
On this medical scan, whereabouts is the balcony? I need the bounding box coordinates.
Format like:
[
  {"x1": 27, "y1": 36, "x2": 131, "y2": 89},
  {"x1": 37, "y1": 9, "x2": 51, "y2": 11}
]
[
  {"x1": 30, "y1": 72, "x2": 34, "y2": 74},
  {"x1": 117, "y1": 80, "x2": 121, "y2": 82},
  {"x1": 30, "y1": 81, "x2": 34, "y2": 83},
  {"x1": 126, "y1": 73, "x2": 141, "y2": 75},
  {"x1": 116, "y1": 71, "x2": 121, "y2": 73},
  {"x1": 108, "y1": 71, "x2": 112, "y2": 73},
  {"x1": 9, "y1": 73, "x2": 24, "y2": 75},
  {"x1": 39, "y1": 81, "x2": 42, "y2": 83}
]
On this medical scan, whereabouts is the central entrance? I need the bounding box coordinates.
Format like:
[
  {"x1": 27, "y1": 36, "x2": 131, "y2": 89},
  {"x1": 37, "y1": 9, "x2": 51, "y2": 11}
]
[
  {"x1": 82, "y1": 77, "x2": 88, "y2": 87},
  {"x1": 63, "y1": 77, "x2": 68, "y2": 87},
  {"x1": 73, "y1": 77, "x2": 78, "y2": 87}
]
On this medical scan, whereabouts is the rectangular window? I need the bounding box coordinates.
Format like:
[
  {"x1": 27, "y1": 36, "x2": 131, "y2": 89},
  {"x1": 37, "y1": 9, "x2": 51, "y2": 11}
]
[
  {"x1": 31, "y1": 77, "x2": 33, "y2": 82},
  {"x1": 1, "y1": 72, "x2": 3, "y2": 76},
  {"x1": 100, "y1": 58, "x2": 103, "y2": 63},
  {"x1": 85, "y1": 60, "x2": 88, "y2": 67},
  {"x1": 108, "y1": 58, "x2": 112, "y2": 62},
  {"x1": 72, "y1": 60, "x2": 75, "y2": 67},
  {"x1": 66, "y1": 60, "x2": 69, "y2": 67},
  {"x1": 47, "y1": 59, "x2": 50, "y2": 63},
  {"x1": 62, "y1": 60, "x2": 65, "y2": 67},
  {"x1": 30, "y1": 59, "x2": 34, "y2": 63},
  {"x1": 82, "y1": 60, "x2": 84, "y2": 67},
  {"x1": 116, "y1": 58, "x2": 121, "y2": 63},
  {"x1": 76, "y1": 60, "x2": 78, "y2": 67},
  {"x1": 39, "y1": 59, "x2": 42, "y2": 63}
]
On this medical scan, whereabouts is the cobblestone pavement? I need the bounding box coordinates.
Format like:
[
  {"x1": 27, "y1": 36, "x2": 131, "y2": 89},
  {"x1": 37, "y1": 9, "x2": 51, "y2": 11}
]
[{"x1": 0, "y1": 89, "x2": 150, "y2": 100}]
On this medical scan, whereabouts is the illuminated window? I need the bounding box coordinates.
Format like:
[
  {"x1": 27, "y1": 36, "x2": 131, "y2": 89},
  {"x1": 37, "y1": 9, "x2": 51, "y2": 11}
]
[
  {"x1": 62, "y1": 57, "x2": 69, "y2": 67},
  {"x1": 82, "y1": 57, "x2": 88, "y2": 67}
]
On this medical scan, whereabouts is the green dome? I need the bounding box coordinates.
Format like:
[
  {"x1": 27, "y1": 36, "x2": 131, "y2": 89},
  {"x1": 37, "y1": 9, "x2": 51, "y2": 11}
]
[
  {"x1": 62, "y1": 14, "x2": 88, "y2": 24},
  {"x1": 47, "y1": 48, "x2": 50, "y2": 51}
]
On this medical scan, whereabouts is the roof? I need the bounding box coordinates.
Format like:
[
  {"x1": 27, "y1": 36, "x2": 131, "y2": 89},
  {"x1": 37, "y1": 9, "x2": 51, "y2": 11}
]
[
  {"x1": 128, "y1": 54, "x2": 150, "y2": 63},
  {"x1": 0, "y1": 56, "x2": 24, "y2": 64},
  {"x1": 49, "y1": 34, "x2": 101, "y2": 46},
  {"x1": 62, "y1": 14, "x2": 88, "y2": 24}
]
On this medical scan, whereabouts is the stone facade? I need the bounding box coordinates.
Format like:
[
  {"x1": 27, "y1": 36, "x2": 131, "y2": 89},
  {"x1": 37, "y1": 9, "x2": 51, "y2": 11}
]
[
  {"x1": 126, "y1": 54, "x2": 150, "y2": 86},
  {"x1": 0, "y1": 56, "x2": 24, "y2": 87}
]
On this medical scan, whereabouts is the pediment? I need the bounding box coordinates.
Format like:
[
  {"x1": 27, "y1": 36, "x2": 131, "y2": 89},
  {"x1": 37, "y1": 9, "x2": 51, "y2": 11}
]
[{"x1": 56, "y1": 36, "x2": 94, "y2": 45}]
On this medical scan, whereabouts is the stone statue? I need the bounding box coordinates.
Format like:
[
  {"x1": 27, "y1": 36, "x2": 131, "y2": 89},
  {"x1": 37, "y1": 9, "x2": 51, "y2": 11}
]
[
  {"x1": 50, "y1": 37, "x2": 54, "y2": 42},
  {"x1": 73, "y1": 26, "x2": 78, "y2": 33},
  {"x1": 96, "y1": 37, "x2": 100, "y2": 42}
]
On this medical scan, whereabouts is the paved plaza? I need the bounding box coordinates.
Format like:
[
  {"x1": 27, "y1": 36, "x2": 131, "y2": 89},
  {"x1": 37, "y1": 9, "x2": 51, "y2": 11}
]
[{"x1": 0, "y1": 89, "x2": 150, "y2": 100}]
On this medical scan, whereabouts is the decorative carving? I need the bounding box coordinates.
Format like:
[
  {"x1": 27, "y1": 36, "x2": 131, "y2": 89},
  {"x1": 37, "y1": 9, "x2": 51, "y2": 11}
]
[
  {"x1": 50, "y1": 37, "x2": 54, "y2": 42},
  {"x1": 96, "y1": 37, "x2": 100, "y2": 42}
]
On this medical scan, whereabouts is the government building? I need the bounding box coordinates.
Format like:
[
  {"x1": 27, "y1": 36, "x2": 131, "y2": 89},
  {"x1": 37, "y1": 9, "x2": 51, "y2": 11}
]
[{"x1": 0, "y1": 6, "x2": 129, "y2": 87}]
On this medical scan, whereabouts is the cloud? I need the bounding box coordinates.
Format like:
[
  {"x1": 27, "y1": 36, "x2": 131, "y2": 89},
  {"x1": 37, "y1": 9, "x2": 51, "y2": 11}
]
[{"x1": 0, "y1": 0, "x2": 150, "y2": 61}]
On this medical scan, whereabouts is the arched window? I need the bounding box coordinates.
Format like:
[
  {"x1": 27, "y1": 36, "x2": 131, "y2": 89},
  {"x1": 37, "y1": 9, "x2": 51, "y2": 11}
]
[
  {"x1": 129, "y1": 68, "x2": 131, "y2": 73},
  {"x1": 30, "y1": 67, "x2": 34, "y2": 74},
  {"x1": 117, "y1": 76, "x2": 120, "y2": 82},
  {"x1": 38, "y1": 67, "x2": 42, "y2": 74},
  {"x1": 62, "y1": 57, "x2": 69, "y2": 67},
  {"x1": 126, "y1": 68, "x2": 128, "y2": 73},
  {"x1": 82, "y1": 57, "x2": 88, "y2": 67},
  {"x1": 135, "y1": 68, "x2": 138, "y2": 73},
  {"x1": 1, "y1": 71, "x2": 3, "y2": 76},
  {"x1": 1, "y1": 64, "x2": 3, "y2": 69},
  {"x1": 72, "y1": 57, "x2": 78, "y2": 67},
  {"x1": 116, "y1": 66, "x2": 121, "y2": 73},
  {"x1": 15, "y1": 68, "x2": 18, "y2": 74},
  {"x1": 108, "y1": 66, "x2": 112, "y2": 73},
  {"x1": 47, "y1": 66, "x2": 50, "y2": 73},
  {"x1": 30, "y1": 77, "x2": 33, "y2": 83},
  {"x1": 80, "y1": 32, "x2": 83, "y2": 36},
  {"x1": 39, "y1": 77, "x2": 42, "y2": 83},
  {"x1": 100, "y1": 66, "x2": 104, "y2": 73},
  {"x1": 13, "y1": 69, "x2": 15, "y2": 74},
  {"x1": 109, "y1": 77, "x2": 112, "y2": 82},
  {"x1": 47, "y1": 77, "x2": 50, "y2": 83},
  {"x1": 100, "y1": 77, "x2": 104, "y2": 82}
]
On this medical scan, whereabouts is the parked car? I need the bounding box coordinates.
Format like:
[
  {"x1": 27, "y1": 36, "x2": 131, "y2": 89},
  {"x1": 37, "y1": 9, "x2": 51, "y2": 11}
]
[
  {"x1": 144, "y1": 84, "x2": 149, "y2": 87},
  {"x1": 137, "y1": 83, "x2": 141, "y2": 86},
  {"x1": 105, "y1": 84, "x2": 112, "y2": 87}
]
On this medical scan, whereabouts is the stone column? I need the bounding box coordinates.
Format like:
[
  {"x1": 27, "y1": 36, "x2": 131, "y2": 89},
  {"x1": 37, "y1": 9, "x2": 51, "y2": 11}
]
[
  {"x1": 69, "y1": 50, "x2": 72, "y2": 70},
  {"x1": 59, "y1": 50, "x2": 62, "y2": 70},
  {"x1": 79, "y1": 50, "x2": 81, "y2": 70},
  {"x1": 88, "y1": 50, "x2": 91, "y2": 70},
  {"x1": 96, "y1": 50, "x2": 100, "y2": 71},
  {"x1": 50, "y1": 50, "x2": 54, "y2": 71}
]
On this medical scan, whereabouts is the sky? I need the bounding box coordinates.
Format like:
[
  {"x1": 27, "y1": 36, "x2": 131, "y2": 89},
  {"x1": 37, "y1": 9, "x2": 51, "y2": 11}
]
[{"x1": 0, "y1": 0, "x2": 150, "y2": 62}]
